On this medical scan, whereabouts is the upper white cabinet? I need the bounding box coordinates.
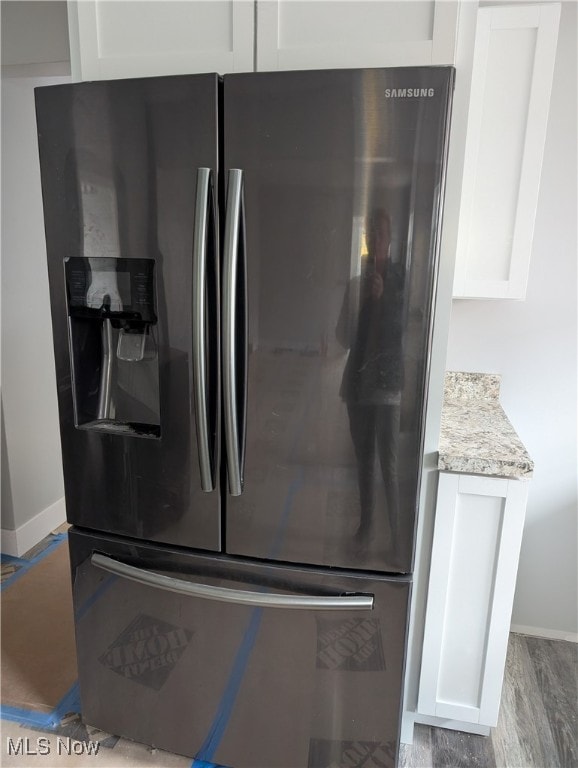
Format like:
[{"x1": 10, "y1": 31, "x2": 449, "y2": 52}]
[
  {"x1": 257, "y1": 0, "x2": 458, "y2": 71},
  {"x1": 453, "y1": 3, "x2": 560, "y2": 300},
  {"x1": 67, "y1": 0, "x2": 254, "y2": 80},
  {"x1": 67, "y1": 0, "x2": 459, "y2": 81}
]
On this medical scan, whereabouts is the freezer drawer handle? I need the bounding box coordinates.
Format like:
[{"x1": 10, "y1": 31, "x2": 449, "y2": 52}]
[
  {"x1": 192, "y1": 167, "x2": 214, "y2": 492},
  {"x1": 223, "y1": 168, "x2": 247, "y2": 497},
  {"x1": 91, "y1": 553, "x2": 374, "y2": 611}
]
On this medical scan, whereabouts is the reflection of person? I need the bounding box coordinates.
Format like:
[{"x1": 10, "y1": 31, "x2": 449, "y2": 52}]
[{"x1": 336, "y1": 208, "x2": 403, "y2": 549}]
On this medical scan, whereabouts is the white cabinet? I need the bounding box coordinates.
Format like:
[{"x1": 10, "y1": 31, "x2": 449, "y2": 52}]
[
  {"x1": 256, "y1": 0, "x2": 458, "y2": 71},
  {"x1": 67, "y1": 0, "x2": 460, "y2": 81},
  {"x1": 452, "y1": 3, "x2": 560, "y2": 299},
  {"x1": 417, "y1": 472, "x2": 529, "y2": 731},
  {"x1": 67, "y1": 0, "x2": 254, "y2": 81}
]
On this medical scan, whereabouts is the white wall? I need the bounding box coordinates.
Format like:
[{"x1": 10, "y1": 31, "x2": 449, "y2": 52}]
[
  {"x1": 1, "y1": 1, "x2": 70, "y2": 553},
  {"x1": 1, "y1": 73, "x2": 69, "y2": 542},
  {"x1": 446, "y1": 1, "x2": 577, "y2": 637},
  {"x1": 1, "y1": 2, "x2": 70, "y2": 66}
]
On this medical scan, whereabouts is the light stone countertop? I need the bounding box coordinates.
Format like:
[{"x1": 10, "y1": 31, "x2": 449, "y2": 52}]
[{"x1": 438, "y1": 372, "x2": 534, "y2": 479}]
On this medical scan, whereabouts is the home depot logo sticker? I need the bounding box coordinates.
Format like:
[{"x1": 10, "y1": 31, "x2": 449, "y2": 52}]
[
  {"x1": 316, "y1": 617, "x2": 385, "y2": 671},
  {"x1": 308, "y1": 738, "x2": 395, "y2": 768},
  {"x1": 99, "y1": 614, "x2": 192, "y2": 690}
]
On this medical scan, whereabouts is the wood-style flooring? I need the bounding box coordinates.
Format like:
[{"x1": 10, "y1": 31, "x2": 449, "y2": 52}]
[{"x1": 400, "y1": 633, "x2": 578, "y2": 768}]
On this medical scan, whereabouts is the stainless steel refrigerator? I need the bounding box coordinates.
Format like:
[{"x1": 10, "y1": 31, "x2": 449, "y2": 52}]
[{"x1": 35, "y1": 67, "x2": 453, "y2": 768}]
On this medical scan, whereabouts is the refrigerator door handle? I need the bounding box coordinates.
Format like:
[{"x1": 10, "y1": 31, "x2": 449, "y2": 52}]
[
  {"x1": 223, "y1": 168, "x2": 246, "y2": 497},
  {"x1": 92, "y1": 553, "x2": 374, "y2": 610},
  {"x1": 192, "y1": 167, "x2": 214, "y2": 492}
]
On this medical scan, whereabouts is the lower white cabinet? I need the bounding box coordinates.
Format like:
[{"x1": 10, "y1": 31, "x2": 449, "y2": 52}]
[{"x1": 417, "y1": 472, "x2": 529, "y2": 731}]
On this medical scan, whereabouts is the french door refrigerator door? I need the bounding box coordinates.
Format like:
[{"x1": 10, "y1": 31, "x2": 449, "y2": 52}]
[
  {"x1": 35, "y1": 75, "x2": 221, "y2": 551},
  {"x1": 70, "y1": 529, "x2": 410, "y2": 768},
  {"x1": 222, "y1": 68, "x2": 454, "y2": 573}
]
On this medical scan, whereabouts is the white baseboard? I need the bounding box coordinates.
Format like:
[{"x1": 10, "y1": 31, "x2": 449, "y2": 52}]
[
  {"x1": 400, "y1": 712, "x2": 416, "y2": 745},
  {"x1": 511, "y1": 624, "x2": 578, "y2": 643},
  {"x1": 413, "y1": 714, "x2": 491, "y2": 737},
  {"x1": 1, "y1": 497, "x2": 66, "y2": 557}
]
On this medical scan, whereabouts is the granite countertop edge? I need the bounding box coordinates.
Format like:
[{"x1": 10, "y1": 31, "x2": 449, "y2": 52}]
[{"x1": 438, "y1": 373, "x2": 534, "y2": 480}]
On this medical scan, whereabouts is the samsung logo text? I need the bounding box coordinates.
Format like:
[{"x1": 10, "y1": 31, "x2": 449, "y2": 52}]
[{"x1": 385, "y1": 88, "x2": 435, "y2": 98}]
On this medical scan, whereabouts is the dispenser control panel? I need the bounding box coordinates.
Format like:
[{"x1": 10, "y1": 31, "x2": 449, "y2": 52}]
[{"x1": 65, "y1": 257, "x2": 156, "y2": 324}]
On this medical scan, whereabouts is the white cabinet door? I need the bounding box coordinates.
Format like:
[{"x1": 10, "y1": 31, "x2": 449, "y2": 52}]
[
  {"x1": 256, "y1": 0, "x2": 458, "y2": 71},
  {"x1": 452, "y1": 3, "x2": 560, "y2": 299},
  {"x1": 68, "y1": 0, "x2": 254, "y2": 81},
  {"x1": 418, "y1": 473, "x2": 529, "y2": 729}
]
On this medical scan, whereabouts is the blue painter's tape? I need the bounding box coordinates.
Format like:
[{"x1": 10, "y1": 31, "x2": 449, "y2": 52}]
[
  {"x1": 268, "y1": 468, "x2": 305, "y2": 560},
  {"x1": 1, "y1": 554, "x2": 26, "y2": 565},
  {"x1": 1, "y1": 533, "x2": 68, "y2": 592},
  {"x1": 52, "y1": 681, "x2": 81, "y2": 720},
  {"x1": 194, "y1": 607, "x2": 264, "y2": 763},
  {"x1": 1, "y1": 681, "x2": 81, "y2": 730},
  {"x1": 191, "y1": 468, "x2": 306, "y2": 768},
  {"x1": 191, "y1": 375, "x2": 317, "y2": 767},
  {"x1": 0, "y1": 705, "x2": 59, "y2": 729}
]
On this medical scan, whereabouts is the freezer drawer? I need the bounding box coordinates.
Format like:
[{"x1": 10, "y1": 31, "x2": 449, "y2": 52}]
[{"x1": 70, "y1": 529, "x2": 411, "y2": 768}]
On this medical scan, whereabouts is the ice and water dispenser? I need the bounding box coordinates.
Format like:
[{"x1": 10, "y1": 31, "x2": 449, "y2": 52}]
[{"x1": 65, "y1": 256, "x2": 161, "y2": 437}]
